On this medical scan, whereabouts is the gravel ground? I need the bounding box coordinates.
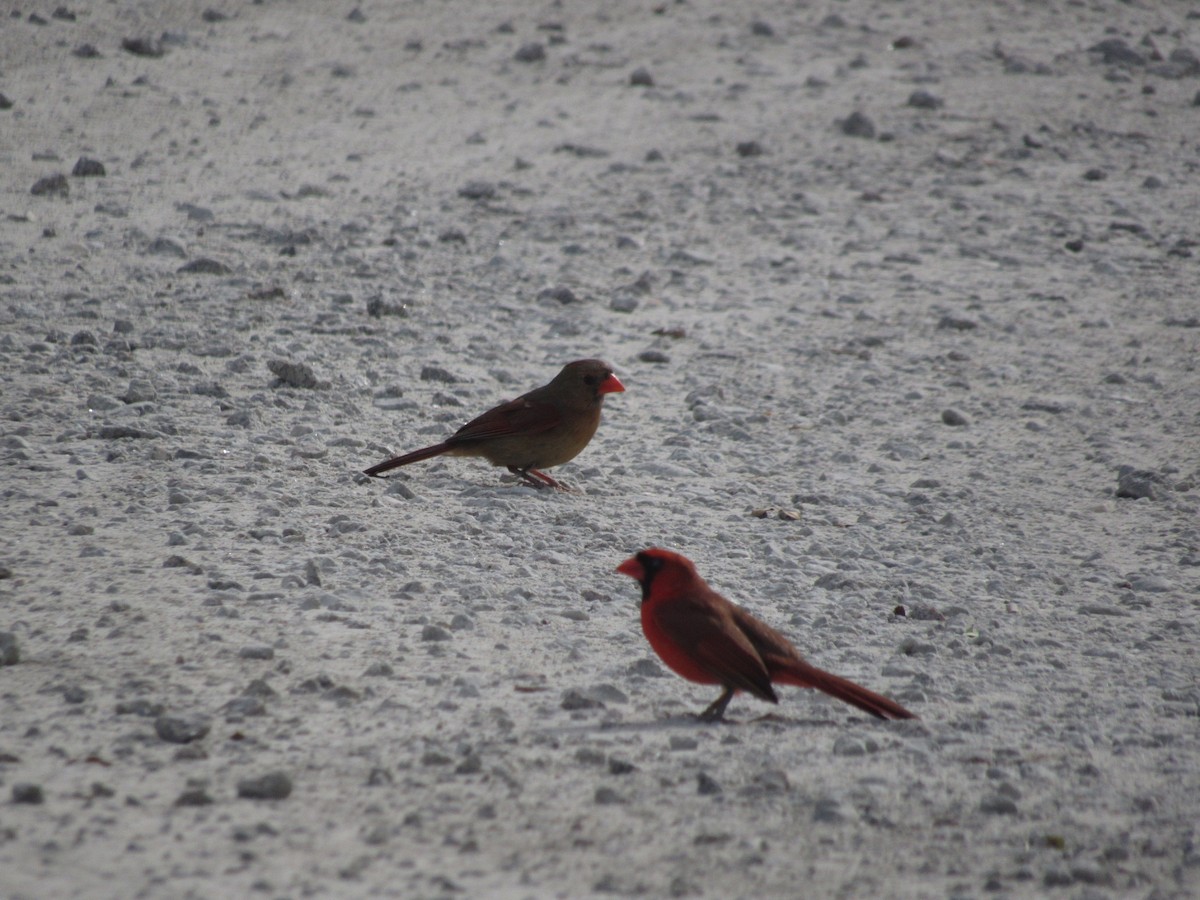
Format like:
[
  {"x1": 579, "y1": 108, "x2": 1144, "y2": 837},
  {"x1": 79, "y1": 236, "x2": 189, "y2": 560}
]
[{"x1": 1, "y1": 2, "x2": 1198, "y2": 898}]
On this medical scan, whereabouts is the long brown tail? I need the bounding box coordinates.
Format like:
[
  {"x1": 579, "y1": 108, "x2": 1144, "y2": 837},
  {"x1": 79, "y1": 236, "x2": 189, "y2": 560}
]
[
  {"x1": 776, "y1": 659, "x2": 917, "y2": 720},
  {"x1": 363, "y1": 442, "x2": 451, "y2": 477}
]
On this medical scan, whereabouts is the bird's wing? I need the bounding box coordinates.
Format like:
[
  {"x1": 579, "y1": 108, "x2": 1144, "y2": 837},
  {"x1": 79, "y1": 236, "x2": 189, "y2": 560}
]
[
  {"x1": 651, "y1": 601, "x2": 778, "y2": 702},
  {"x1": 447, "y1": 394, "x2": 562, "y2": 444}
]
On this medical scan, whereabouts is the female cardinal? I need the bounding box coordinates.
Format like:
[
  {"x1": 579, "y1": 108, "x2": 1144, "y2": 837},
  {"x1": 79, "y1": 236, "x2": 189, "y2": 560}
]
[
  {"x1": 364, "y1": 359, "x2": 624, "y2": 489},
  {"x1": 617, "y1": 548, "x2": 917, "y2": 721}
]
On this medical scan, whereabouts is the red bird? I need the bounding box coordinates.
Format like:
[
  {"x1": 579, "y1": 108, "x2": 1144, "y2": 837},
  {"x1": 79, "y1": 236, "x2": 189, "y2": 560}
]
[
  {"x1": 616, "y1": 548, "x2": 917, "y2": 722},
  {"x1": 364, "y1": 359, "x2": 624, "y2": 489}
]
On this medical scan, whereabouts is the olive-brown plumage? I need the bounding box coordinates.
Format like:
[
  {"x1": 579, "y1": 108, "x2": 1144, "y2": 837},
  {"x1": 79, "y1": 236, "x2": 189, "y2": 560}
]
[{"x1": 364, "y1": 359, "x2": 624, "y2": 489}]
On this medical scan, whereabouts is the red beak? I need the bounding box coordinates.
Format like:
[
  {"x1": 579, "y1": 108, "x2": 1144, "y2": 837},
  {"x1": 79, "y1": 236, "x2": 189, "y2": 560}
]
[
  {"x1": 599, "y1": 373, "x2": 625, "y2": 395},
  {"x1": 616, "y1": 555, "x2": 643, "y2": 579}
]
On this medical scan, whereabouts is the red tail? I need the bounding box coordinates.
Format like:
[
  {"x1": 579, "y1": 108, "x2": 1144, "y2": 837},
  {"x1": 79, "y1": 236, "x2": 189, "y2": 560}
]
[
  {"x1": 363, "y1": 442, "x2": 451, "y2": 477},
  {"x1": 775, "y1": 659, "x2": 917, "y2": 720}
]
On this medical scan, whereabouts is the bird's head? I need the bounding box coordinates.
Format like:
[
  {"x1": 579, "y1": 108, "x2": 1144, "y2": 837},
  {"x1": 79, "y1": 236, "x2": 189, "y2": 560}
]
[{"x1": 616, "y1": 547, "x2": 694, "y2": 602}]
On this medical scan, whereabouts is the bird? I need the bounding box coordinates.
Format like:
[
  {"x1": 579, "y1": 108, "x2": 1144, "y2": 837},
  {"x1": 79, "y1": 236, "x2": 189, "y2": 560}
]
[
  {"x1": 364, "y1": 359, "x2": 624, "y2": 489},
  {"x1": 616, "y1": 548, "x2": 917, "y2": 722}
]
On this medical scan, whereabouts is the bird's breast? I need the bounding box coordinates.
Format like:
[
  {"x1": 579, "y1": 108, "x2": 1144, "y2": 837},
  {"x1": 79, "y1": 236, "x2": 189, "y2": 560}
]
[{"x1": 640, "y1": 604, "x2": 721, "y2": 685}]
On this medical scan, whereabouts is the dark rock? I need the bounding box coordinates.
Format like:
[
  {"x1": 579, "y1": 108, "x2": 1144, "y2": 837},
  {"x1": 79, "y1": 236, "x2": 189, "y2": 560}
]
[
  {"x1": 553, "y1": 143, "x2": 608, "y2": 158},
  {"x1": 155, "y1": 713, "x2": 211, "y2": 744},
  {"x1": 1088, "y1": 38, "x2": 1145, "y2": 68},
  {"x1": 72, "y1": 157, "x2": 106, "y2": 177},
  {"x1": 267, "y1": 359, "x2": 320, "y2": 389},
  {"x1": 937, "y1": 315, "x2": 977, "y2": 331},
  {"x1": 840, "y1": 111, "x2": 876, "y2": 139},
  {"x1": 63, "y1": 685, "x2": 89, "y2": 704},
  {"x1": 0, "y1": 632, "x2": 19, "y2": 666},
  {"x1": 31, "y1": 174, "x2": 69, "y2": 197},
  {"x1": 147, "y1": 237, "x2": 187, "y2": 257},
  {"x1": 175, "y1": 788, "x2": 213, "y2": 806},
  {"x1": 12, "y1": 784, "x2": 43, "y2": 805},
  {"x1": 907, "y1": 90, "x2": 944, "y2": 109},
  {"x1": 630, "y1": 67, "x2": 654, "y2": 87},
  {"x1": 539, "y1": 286, "x2": 579, "y2": 304},
  {"x1": 514, "y1": 43, "x2": 545, "y2": 63},
  {"x1": 1116, "y1": 466, "x2": 1168, "y2": 500},
  {"x1": 178, "y1": 258, "x2": 232, "y2": 275},
  {"x1": 458, "y1": 181, "x2": 496, "y2": 201},
  {"x1": 980, "y1": 794, "x2": 1018, "y2": 815},
  {"x1": 237, "y1": 771, "x2": 293, "y2": 800},
  {"x1": 419, "y1": 365, "x2": 458, "y2": 383},
  {"x1": 122, "y1": 37, "x2": 165, "y2": 58},
  {"x1": 561, "y1": 688, "x2": 603, "y2": 710}
]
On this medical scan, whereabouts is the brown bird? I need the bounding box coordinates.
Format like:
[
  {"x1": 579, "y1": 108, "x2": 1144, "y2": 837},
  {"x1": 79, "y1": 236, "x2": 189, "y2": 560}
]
[
  {"x1": 364, "y1": 359, "x2": 624, "y2": 489},
  {"x1": 616, "y1": 548, "x2": 917, "y2": 722}
]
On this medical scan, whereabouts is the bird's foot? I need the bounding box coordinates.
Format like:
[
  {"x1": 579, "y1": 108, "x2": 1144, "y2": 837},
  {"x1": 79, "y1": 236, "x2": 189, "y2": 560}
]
[
  {"x1": 697, "y1": 687, "x2": 734, "y2": 722},
  {"x1": 510, "y1": 467, "x2": 575, "y2": 492}
]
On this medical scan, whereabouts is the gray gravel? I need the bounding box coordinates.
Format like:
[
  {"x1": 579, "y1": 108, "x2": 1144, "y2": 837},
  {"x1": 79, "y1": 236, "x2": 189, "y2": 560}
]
[{"x1": 1, "y1": 2, "x2": 1198, "y2": 898}]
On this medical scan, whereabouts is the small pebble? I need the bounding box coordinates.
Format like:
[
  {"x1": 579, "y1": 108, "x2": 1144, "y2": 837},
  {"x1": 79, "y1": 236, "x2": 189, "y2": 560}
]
[
  {"x1": 268, "y1": 359, "x2": 320, "y2": 389},
  {"x1": 980, "y1": 794, "x2": 1018, "y2": 815},
  {"x1": 175, "y1": 788, "x2": 214, "y2": 806},
  {"x1": 1116, "y1": 466, "x2": 1167, "y2": 500},
  {"x1": 458, "y1": 181, "x2": 496, "y2": 200},
  {"x1": 178, "y1": 258, "x2": 232, "y2": 275},
  {"x1": 154, "y1": 713, "x2": 212, "y2": 744},
  {"x1": 514, "y1": 43, "x2": 545, "y2": 63},
  {"x1": 840, "y1": 111, "x2": 876, "y2": 139},
  {"x1": 12, "y1": 784, "x2": 44, "y2": 805},
  {"x1": 238, "y1": 644, "x2": 275, "y2": 660},
  {"x1": 942, "y1": 408, "x2": 970, "y2": 427},
  {"x1": 629, "y1": 67, "x2": 654, "y2": 87},
  {"x1": 237, "y1": 771, "x2": 293, "y2": 800},
  {"x1": 907, "y1": 90, "x2": 943, "y2": 109},
  {"x1": 72, "y1": 157, "x2": 106, "y2": 177},
  {"x1": 0, "y1": 632, "x2": 20, "y2": 666},
  {"x1": 594, "y1": 786, "x2": 624, "y2": 805},
  {"x1": 31, "y1": 174, "x2": 69, "y2": 197},
  {"x1": 122, "y1": 37, "x2": 165, "y2": 58}
]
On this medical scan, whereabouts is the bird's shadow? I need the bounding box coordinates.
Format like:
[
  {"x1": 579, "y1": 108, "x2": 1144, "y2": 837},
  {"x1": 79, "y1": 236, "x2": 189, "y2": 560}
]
[{"x1": 537, "y1": 713, "x2": 852, "y2": 737}]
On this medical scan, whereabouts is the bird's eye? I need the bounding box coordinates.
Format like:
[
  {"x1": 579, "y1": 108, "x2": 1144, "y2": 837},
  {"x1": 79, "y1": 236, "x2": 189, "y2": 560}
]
[{"x1": 641, "y1": 554, "x2": 662, "y2": 575}]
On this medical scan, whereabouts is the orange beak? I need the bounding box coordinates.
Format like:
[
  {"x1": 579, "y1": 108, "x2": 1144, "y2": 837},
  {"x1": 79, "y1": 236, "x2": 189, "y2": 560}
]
[
  {"x1": 615, "y1": 555, "x2": 643, "y2": 579},
  {"x1": 599, "y1": 373, "x2": 625, "y2": 395}
]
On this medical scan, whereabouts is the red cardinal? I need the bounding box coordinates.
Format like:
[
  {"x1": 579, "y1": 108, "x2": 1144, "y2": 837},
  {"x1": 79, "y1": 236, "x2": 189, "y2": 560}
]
[
  {"x1": 364, "y1": 359, "x2": 624, "y2": 489},
  {"x1": 616, "y1": 548, "x2": 917, "y2": 721}
]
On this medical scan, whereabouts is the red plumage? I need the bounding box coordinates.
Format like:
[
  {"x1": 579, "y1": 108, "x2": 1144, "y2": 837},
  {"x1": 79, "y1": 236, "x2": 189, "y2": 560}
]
[{"x1": 617, "y1": 548, "x2": 917, "y2": 722}]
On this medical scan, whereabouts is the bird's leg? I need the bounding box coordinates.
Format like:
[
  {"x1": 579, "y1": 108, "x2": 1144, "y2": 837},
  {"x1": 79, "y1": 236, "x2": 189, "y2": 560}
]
[
  {"x1": 508, "y1": 466, "x2": 551, "y2": 489},
  {"x1": 509, "y1": 466, "x2": 573, "y2": 491},
  {"x1": 698, "y1": 687, "x2": 735, "y2": 723}
]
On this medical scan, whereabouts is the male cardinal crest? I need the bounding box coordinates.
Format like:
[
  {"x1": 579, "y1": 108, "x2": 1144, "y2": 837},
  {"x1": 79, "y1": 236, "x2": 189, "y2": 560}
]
[
  {"x1": 364, "y1": 359, "x2": 624, "y2": 489},
  {"x1": 616, "y1": 548, "x2": 917, "y2": 722}
]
